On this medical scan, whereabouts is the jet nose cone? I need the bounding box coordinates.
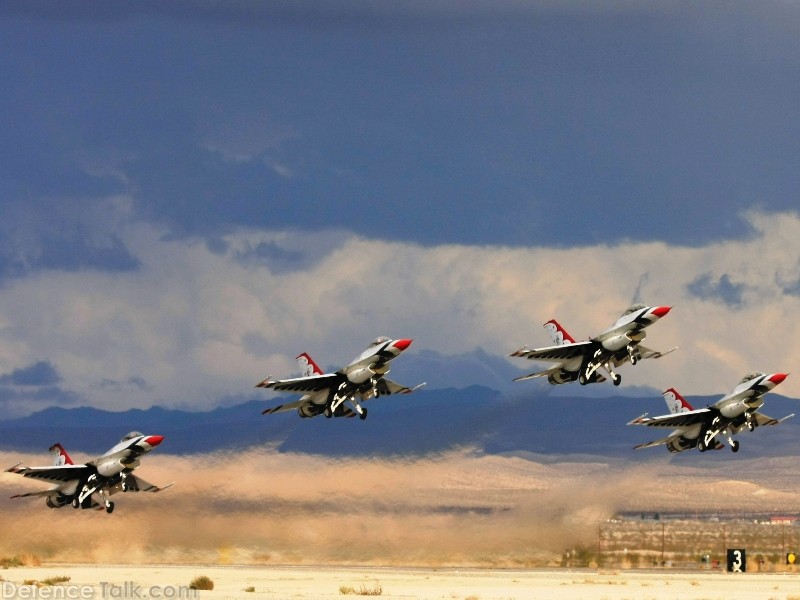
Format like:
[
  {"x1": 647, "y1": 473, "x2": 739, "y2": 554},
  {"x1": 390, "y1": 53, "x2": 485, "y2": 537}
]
[
  {"x1": 144, "y1": 435, "x2": 164, "y2": 448},
  {"x1": 769, "y1": 373, "x2": 788, "y2": 385},
  {"x1": 392, "y1": 339, "x2": 413, "y2": 352},
  {"x1": 651, "y1": 306, "x2": 671, "y2": 318}
]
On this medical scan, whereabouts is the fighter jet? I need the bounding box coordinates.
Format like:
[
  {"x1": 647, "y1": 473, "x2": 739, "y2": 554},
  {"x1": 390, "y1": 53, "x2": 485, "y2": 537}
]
[
  {"x1": 5, "y1": 432, "x2": 171, "y2": 513},
  {"x1": 629, "y1": 372, "x2": 792, "y2": 453},
  {"x1": 509, "y1": 304, "x2": 675, "y2": 386},
  {"x1": 256, "y1": 337, "x2": 425, "y2": 420}
]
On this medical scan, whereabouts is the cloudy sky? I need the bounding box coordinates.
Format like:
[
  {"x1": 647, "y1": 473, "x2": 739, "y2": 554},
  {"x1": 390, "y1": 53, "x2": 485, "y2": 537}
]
[{"x1": 1, "y1": 1, "x2": 799, "y2": 416}]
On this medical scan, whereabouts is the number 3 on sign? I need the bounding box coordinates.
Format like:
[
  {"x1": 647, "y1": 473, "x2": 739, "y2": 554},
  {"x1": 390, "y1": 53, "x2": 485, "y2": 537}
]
[{"x1": 727, "y1": 549, "x2": 746, "y2": 573}]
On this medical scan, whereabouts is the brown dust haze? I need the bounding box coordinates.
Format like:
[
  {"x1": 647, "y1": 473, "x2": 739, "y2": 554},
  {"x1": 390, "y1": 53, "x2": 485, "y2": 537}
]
[{"x1": 1, "y1": 448, "x2": 798, "y2": 567}]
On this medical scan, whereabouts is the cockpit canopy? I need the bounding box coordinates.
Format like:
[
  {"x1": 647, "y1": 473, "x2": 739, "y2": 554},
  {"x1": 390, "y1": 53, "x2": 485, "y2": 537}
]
[
  {"x1": 121, "y1": 431, "x2": 144, "y2": 443},
  {"x1": 368, "y1": 336, "x2": 391, "y2": 347},
  {"x1": 621, "y1": 304, "x2": 647, "y2": 316},
  {"x1": 738, "y1": 372, "x2": 765, "y2": 385}
]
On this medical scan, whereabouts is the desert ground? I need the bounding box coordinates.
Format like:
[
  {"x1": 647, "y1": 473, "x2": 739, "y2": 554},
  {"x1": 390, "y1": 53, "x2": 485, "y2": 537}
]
[
  {"x1": 2, "y1": 564, "x2": 800, "y2": 600},
  {"x1": 1, "y1": 449, "x2": 800, "y2": 598}
]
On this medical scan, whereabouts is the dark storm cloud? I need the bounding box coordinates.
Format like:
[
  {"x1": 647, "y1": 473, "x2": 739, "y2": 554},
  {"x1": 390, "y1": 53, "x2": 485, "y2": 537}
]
[
  {"x1": 686, "y1": 273, "x2": 748, "y2": 308},
  {"x1": 0, "y1": 385, "x2": 83, "y2": 419},
  {"x1": 0, "y1": 0, "x2": 668, "y2": 26},
  {"x1": 94, "y1": 377, "x2": 152, "y2": 393},
  {"x1": 0, "y1": 214, "x2": 140, "y2": 282},
  {"x1": 233, "y1": 240, "x2": 305, "y2": 273},
  {"x1": 10, "y1": 231, "x2": 138, "y2": 276},
  {"x1": 0, "y1": 361, "x2": 61, "y2": 386},
  {"x1": 2, "y1": 1, "x2": 800, "y2": 251}
]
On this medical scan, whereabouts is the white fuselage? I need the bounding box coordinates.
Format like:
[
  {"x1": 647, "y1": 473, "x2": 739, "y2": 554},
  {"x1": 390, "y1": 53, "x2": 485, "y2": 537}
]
[
  {"x1": 90, "y1": 435, "x2": 164, "y2": 479},
  {"x1": 342, "y1": 340, "x2": 407, "y2": 383},
  {"x1": 594, "y1": 306, "x2": 668, "y2": 351},
  {"x1": 712, "y1": 374, "x2": 780, "y2": 419}
]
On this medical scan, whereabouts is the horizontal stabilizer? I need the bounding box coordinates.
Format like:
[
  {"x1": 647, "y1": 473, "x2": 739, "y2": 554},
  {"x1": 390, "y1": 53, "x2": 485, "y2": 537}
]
[
  {"x1": 633, "y1": 434, "x2": 680, "y2": 450},
  {"x1": 639, "y1": 345, "x2": 678, "y2": 360}
]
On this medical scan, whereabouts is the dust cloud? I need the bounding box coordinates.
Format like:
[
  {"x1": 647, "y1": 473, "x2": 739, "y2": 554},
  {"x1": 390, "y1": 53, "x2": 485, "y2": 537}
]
[{"x1": 1, "y1": 448, "x2": 797, "y2": 567}]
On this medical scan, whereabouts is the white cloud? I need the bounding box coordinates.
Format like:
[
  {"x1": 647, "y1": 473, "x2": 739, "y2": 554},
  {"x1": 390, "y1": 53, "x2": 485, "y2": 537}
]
[{"x1": 0, "y1": 209, "x2": 799, "y2": 414}]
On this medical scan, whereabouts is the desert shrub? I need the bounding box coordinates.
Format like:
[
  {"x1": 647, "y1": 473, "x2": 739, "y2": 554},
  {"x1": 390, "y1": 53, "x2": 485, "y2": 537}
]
[
  {"x1": 357, "y1": 582, "x2": 383, "y2": 596},
  {"x1": 41, "y1": 576, "x2": 71, "y2": 586},
  {"x1": 340, "y1": 583, "x2": 383, "y2": 596},
  {"x1": 1, "y1": 554, "x2": 42, "y2": 568},
  {"x1": 243, "y1": 586, "x2": 255, "y2": 593},
  {"x1": 189, "y1": 575, "x2": 214, "y2": 591},
  {"x1": 0, "y1": 556, "x2": 23, "y2": 568}
]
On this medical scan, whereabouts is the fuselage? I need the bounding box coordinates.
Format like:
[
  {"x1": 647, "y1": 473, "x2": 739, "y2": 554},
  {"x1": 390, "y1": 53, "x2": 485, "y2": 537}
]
[
  {"x1": 659, "y1": 373, "x2": 787, "y2": 453},
  {"x1": 341, "y1": 337, "x2": 413, "y2": 384},
  {"x1": 594, "y1": 305, "x2": 671, "y2": 352},
  {"x1": 91, "y1": 432, "x2": 164, "y2": 478},
  {"x1": 712, "y1": 372, "x2": 787, "y2": 419}
]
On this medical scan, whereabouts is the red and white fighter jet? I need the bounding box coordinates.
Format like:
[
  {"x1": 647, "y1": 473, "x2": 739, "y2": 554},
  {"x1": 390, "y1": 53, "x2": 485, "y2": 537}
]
[
  {"x1": 6, "y1": 432, "x2": 171, "y2": 513},
  {"x1": 257, "y1": 337, "x2": 425, "y2": 420},
  {"x1": 629, "y1": 372, "x2": 792, "y2": 453},
  {"x1": 510, "y1": 304, "x2": 675, "y2": 386}
]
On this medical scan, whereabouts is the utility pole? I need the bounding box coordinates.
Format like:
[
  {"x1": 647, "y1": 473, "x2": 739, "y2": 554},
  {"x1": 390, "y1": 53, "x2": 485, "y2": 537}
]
[
  {"x1": 782, "y1": 521, "x2": 786, "y2": 568},
  {"x1": 722, "y1": 523, "x2": 727, "y2": 570},
  {"x1": 597, "y1": 525, "x2": 602, "y2": 567}
]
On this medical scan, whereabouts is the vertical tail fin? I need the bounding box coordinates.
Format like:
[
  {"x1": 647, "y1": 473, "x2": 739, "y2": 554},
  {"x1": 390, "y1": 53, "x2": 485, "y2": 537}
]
[
  {"x1": 662, "y1": 388, "x2": 694, "y2": 413},
  {"x1": 543, "y1": 319, "x2": 576, "y2": 346},
  {"x1": 296, "y1": 353, "x2": 324, "y2": 377},
  {"x1": 49, "y1": 443, "x2": 74, "y2": 466}
]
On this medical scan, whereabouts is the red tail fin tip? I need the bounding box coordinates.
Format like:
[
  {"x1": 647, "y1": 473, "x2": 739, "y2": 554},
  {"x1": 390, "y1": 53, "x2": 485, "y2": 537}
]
[
  {"x1": 49, "y1": 443, "x2": 74, "y2": 466},
  {"x1": 543, "y1": 319, "x2": 576, "y2": 345},
  {"x1": 296, "y1": 353, "x2": 324, "y2": 377},
  {"x1": 662, "y1": 388, "x2": 694, "y2": 413}
]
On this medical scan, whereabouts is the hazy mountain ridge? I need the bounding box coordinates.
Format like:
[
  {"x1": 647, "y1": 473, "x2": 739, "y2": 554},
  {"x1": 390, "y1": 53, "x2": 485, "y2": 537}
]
[{"x1": 0, "y1": 384, "x2": 797, "y2": 462}]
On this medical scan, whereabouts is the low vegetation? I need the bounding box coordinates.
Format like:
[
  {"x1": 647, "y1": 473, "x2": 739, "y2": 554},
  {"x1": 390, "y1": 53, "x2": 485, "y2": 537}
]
[
  {"x1": 0, "y1": 554, "x2": 42, "y2": 568},
  {"x1": 189, "y1": 575, "x2": 214, "y2": 591},
  {"x1": 18, "y1": 576, "x2": 71, "y2": 588},
  {"x1": 339, "y1": 582, "x2": 383, "y2": 596},
  {"x1": 243, "y1": 586, "x2": 255, "y2": 593},
  {"x1": 41, "y1": 576, "x2": 71, "y2": 586}
]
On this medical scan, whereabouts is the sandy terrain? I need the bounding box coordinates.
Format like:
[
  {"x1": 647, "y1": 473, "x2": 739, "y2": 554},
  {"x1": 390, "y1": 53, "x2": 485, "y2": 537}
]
[
  {"x1": 2, "y1": 564, "x2": 800, "y2": 600},
  {"x1": 3, "y1": 450, "x2": 800, "y2": 598},
  {"x1": 3, "y1": 450, "x2": 800, "y2": 568}
]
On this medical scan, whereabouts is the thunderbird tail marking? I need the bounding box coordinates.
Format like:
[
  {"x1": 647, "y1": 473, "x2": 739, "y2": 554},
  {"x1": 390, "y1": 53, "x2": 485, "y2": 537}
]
[
  {"x1": 510, "y1": 304, "x2": 674, "y2": 388},
  {"x1": 629, "y1": 372, "x2": 791, "y2": 454},
  {"x1": 257, "y1": 337, "x2": 423, "y2": 421},
  {"x1": 6, "y1": 432, "x2": 170, "y2": 513}
]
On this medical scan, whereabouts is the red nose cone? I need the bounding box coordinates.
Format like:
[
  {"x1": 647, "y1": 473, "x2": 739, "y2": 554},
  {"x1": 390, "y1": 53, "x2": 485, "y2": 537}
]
[
  {"x1": 392, "y1": 339, "x2": 413, "y2": 352},
  {"x1": 769, "y1": 373, "x2": 788, "y2": 385},
  {"x1": 144, "y1": 435, "x2": 164, "y2": 448},
  {"x1": 652, "y1": 306, "x2": 671, "y2": 318}
]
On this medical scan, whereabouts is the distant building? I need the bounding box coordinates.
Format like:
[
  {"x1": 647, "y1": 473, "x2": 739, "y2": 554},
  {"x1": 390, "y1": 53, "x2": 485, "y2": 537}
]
[{"x1": 770, "y1": 516, "x2": 798, "y2": 525}]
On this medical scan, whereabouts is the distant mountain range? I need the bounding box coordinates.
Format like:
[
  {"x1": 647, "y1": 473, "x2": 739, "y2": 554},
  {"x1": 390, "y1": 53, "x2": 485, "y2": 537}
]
[{"x1": 0, "y1": 384, "x2": 797, "y2": 463}]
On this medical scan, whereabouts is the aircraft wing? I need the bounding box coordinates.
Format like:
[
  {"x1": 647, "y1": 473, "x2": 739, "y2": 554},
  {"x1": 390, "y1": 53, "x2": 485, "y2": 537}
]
[
  {"x1": 633, "y1": 432, "x2": 684, "y2": 450},
  {"x1": 627, "y1": 407, "x2": 712, "y2": 428},
  {"x1": 262, "y1": 397, "x2": 311, "y2": 415},
  {"x1": 5, "y1": 464, "x2": 89, "y2": 485},
  {"x1": 9, "y1": 488, "x2": 60, "y2": 499},
  {"x1": 109, "y1": 474, "x2": 174, "y2": 495},
  {"x1": 751, "y1": 411, "x2": 795, "y2": 427},
  {"x1": 612, "y1": 345, "x2": 678, "y2": 367},
  {"x1": 509, "y1": 340, "x2": 594, "y2": 362},
  {"x1": 378, "y1": 379, "x2": 426, "y2": 395},
  {"x1": 512, "y1": 366, "x2": 560, "y2": 383},
  {"x1": 255, "y1": 373, "x2": 340, "y2": 394},
  {"x1": 637, "y1": 345, "x2": 678, "y2": 360},
  {"x1": 512, "y1": 366, "x2": 606, "y2": 383}
]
